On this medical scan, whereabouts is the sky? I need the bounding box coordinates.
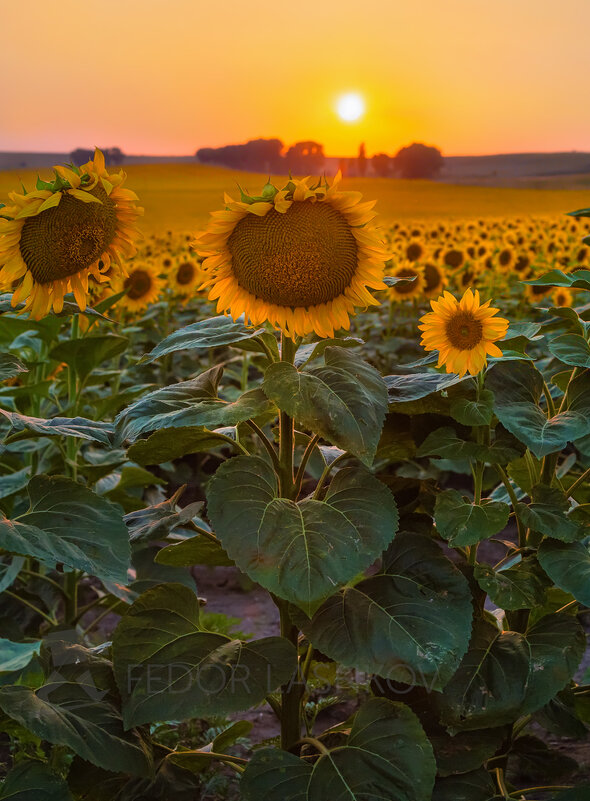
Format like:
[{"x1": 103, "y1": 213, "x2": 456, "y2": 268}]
[{"x1": 1, "y1": 0, "x2": 589, "y2": 157}]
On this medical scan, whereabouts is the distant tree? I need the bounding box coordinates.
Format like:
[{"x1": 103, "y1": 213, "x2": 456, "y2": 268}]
[
  {"x1": 104, "y1": 147, "x2": 125, "y2": 166},
  {"x1": 372, "y1": 153, "x2": 391, "y2": 177},
  {"x1": 196, "y1": 138, "x2": 283, "y2": 172},
  {"x1": 70, "y1": 148, "x2": 93, "y2": 167},
  {"x1": 357, "y1": 142, "x2": 367, "y2": 177},
  {"x1": 285, "y1": 141, "x2": 324, "y2": 175},
  {"x1": 392, "y1": 142, "x2": 443, "y2": 179}
]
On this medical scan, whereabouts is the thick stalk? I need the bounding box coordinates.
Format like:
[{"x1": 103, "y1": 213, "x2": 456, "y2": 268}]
[{"x1": 278, "y1": 334, "x2": 297, "y2": 498}]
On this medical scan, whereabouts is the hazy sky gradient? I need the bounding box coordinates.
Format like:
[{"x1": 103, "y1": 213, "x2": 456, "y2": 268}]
[{"x1": 1, "y1": 0, "x2": 589, "y2": 156}]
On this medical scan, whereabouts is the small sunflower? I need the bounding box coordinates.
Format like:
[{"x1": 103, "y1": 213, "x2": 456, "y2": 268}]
[
  {"x1": 388, "y1": 263, "x2": 425, "y2": 301},
  {"x1": 524, "y1": 281, "x2": 552, "y2": 303},
  {"x1": 0, "y1": 149, "x2": 142, "y2": 318},
  {"x1": 116, "y1": 261, "x2": 163, "y2": 312},
  {"x1": 422, "y1": 262, "x2": 446, "y2": 298},
  {"x1": 169, "y1": 258, "x2": 202, "y2": 297},
  {"x1": 552, "y1": 287, "x2": 573, "y2": 307},
  {"x1": 419, "y1": 288, "x2": 509, "y2": 376},
  {"x1": 192, "y1": 173, "x2": 387, "y2": 338}
]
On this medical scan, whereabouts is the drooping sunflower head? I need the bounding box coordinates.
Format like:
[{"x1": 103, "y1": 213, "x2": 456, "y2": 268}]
[
  {"x1": 115, "y1": 260, "x2": 163, "y2": 312},
  {"x1": 192, "y1": 173, "x2": 387, "y2": 338},
  {"x1": 387, "y1": 263, "x2": 425, "y2": 301},
  {"x1": 419, "y1": 288, "x2": 509, "y2": 377},
  {"x1": 169, "y1": 257, "x2": 204, "y2": 297},
  {"x1": 0, "y1": 149, "x2": 143, "y2": 319}
]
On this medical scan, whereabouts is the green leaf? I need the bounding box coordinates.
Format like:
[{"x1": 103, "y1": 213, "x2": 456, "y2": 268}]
[
  {"x1": 525, "y1": 268, "x2": 590, "y2": 291},
  {"x1": 127, "y1": 425, "x2": 238, "y2": 464},
  {"x1": 538, "y1": 539, "x2": 590, "y2": 606},
  {"x1": 0, "y1": 556, "x2": 25, "y2": 593},
  {"x1": 0, "y1": 642, "x2": 150, "y2": 776},
  {"x1": 155, "y1": 534, "x2": 233, "y2": 567},
  {"x1": 0, "y1": 761, "x2": 74, "y2": 801},
  {"x1": 295, "y1": 533, "x2": 472, "y2": 690},
  {"x1": 294, "y1": 337, "x2": 363, "y2": 367},
  {"x1": 0, "y1": 475, "x2": 129, "y2": 583},
  {"x1": 417, "y1": 426, "x2": 523, "y2": 465},
  {"x1": 206, "y1": 455, "x2": 398, "y2": 614},
  {"x1": 549, "y1": 333, "x2": 590, "y2": 367},
  {"x1": 522, "y1": 613, "x2": 586, "y2": 714},
  {"x1": 0, "y1": 411, "x2": 114, "y2": 445},
  {"x1": 385, "y1": 372, "x2": 469, "y2": 403},
  {"x1": 49, "y1": 335, "x2": 128, "y2": 381},
  {"x1": 140, "y1": 315, "x2": 265, "y2": 362},
  {"x1": 0, "y1": 639, "x2": 41, "y2": 674},
  {"x1": 0, "y1": 353, "x2": 28, "y2": 382},
  {"x1": 112, "y1": 583, "x2": 297, "y2": 728},
  {"x1": 430, "y1": 727, "x2": 507, "y2": 777},
  {"x1": 437, "y1": 619, "x2": 530, "y2": 731},
  {"x1": 434, "y1": 489, "x2": 509, "y2": 547},
  {"x1": 263, "y1": 348, "x2": 387, "y2": 465},
  {"x1": 116, "y1": 366, "x2": 274, "y2": 443},
  {"x1": 487, "y1": 360, "x2": 590, "y2": 457},
  {"x1": 516, "y1": 485, "x2": 584, "y2": 542},
  {"x1": 431, "y1": 769, "x2": 496, "y2": 801},
  {"x1": 474, "y1": 556, "x2": 550, "y2": 610},
  {"x1": 124, "y1": 491, "x2": 203, "y2": 542},
  {"x1": 0, "y1": 468, "x2": 30, "y2": 499},
  {"x1": 240, "y1": 698, "x2": 436, "y2": 801},
  {"x1": 449, "y1": 388, "x2": 494, "y2": 426}
]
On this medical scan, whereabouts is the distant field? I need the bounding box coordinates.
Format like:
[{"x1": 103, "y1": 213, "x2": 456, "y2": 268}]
[{"x1": 1, "y1": 162, "x2": 589, "y2": 234}]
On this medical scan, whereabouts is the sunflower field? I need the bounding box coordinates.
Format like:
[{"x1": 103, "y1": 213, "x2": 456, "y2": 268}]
[{"x1": 0, "y1": 151, "x2": 589, "y2": 801}]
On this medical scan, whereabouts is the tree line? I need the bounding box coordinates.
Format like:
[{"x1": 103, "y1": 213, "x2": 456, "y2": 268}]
[{"x1": 196, "y1": 139, "x2": 444, "y2": 179}]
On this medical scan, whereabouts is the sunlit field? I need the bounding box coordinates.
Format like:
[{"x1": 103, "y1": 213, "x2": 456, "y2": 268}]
[{"x1": 1, "y1": 153, "x2": 590, "y2": 800}]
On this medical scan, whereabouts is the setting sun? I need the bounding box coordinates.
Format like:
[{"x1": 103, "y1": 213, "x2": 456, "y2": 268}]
[{"x1": 336, "y1": 92, "x2": 365, "y2": 123}]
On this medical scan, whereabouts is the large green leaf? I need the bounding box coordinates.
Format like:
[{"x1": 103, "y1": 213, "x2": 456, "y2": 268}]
[
  {"x1": 0, "y1": 475, "x2": 129, "y2": 583},
  {"x1": 516, "y1": 486, "x2": 584, "y2": 542},
  {"x1": 417, "y1": 426, "x2": 523, "y2": 465},
  {"x1": 525, "y1": 268, "x2": 590, "y2": 290},
  {"x1": 487, "y1": 360, "x2": 590, "y2": 457},
  {"x1": 0, "y1": 555, "x2": 24, "y2": 593},
  {"x1": 538, "y1": 539, "x2": 590, "y2": 606},
  {"x1": 0, "y1": 642, "x2": 150, "y2": 776},
  {"x1": 124, "y1": 492, "x2": 203, "y2": 542},
  {"x1": 434, "y1": 489, "x2": 509, "y2": 547},
  {"x1": 0, "y1": 639, "x2": 41, "y2": 674},
  {"x1": 522, "y1": 613, "x2": 586, "y2": 713},
  {"x1": 431, "y1": 768, "x2": 496, "y2": 801},
  {"x1": 50, "y1": 335, "x2": 128, "y2": 381},
  {"x1": 0, "y1": 468, "x2": 30, "y2": 500},
  {"x1": 430, "y1": 727, "x2": 507, "y2": 777},
  {"x1": 549, "y1": 333, "x2": 590, "y2": 367},
  {"x1": 155, "y1": 534, "x2": 233, "y2": 567},
  {"x1": 385, "y1": 372, "x2": 469, "y2": 403},
  {"x1": 111, "y1": 583, "x2": 297, "y2": 728},
  {"x1": 240, "y1": 698, "x2": 436, "y2": 801},
  {"x1": 0, "y1": 411, "x2": 114, "y2": 445},
  {"x1": 206, "y1": 455, "x2": 398, "y2": 614},
  {"x1": 116, "y1": 366, "x2": 274, "y2": 442},
  {"x1": 449, "y1": 388, "x2": 495, "y2": 426},
  {"x1": 127, "y1": 425, "x2": 238, "y2": 465},
  {"x1": 295, "y1": 533, "x2": 472, "y2": 689},
  {"x1": 474, "y1": 556, "x2": 550, "y2": 610},
  {"x1": 0, "y1": 353, "x2": 28, "y2": 382},
  {"x1": 437, "y1": 619, "x2": 530, "y2": 731},
  {"x1": 263, "y1": 348, "x2": 387, "y2": 465},
  {"x1": 141, "y1": 315, "x2": 265, "y2": 362},
  {"x1": 0, "y1": 761, "x2": 73, "y2": 801}
]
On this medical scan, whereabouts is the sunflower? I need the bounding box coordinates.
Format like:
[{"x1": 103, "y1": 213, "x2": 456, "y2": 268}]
[
  {"x1": 192, "y1": 173, "x2": 387, "y2": 338},
  {"x1": 387, "y1": 263, "x2": 425, "y2": 301},
  {"x1": 419, "y1": 288, "x2": 509, "y2": 377},
  {"x1": 404, "y1": 239, "x2": 427, "y2": 262},
  {"x1": 116, "y1": 261, "x2": 163, "y2": 312},
  {"x1": 0, "y1": 149, "x2": 142, "y2": 318},
  {"x1": 524, "y1": 281, "x2": 552, "y2": 303},
  {"x1": 552, "y1": 287, "x2": 573, "y2": 307},
  {"x1": 169, "y1": 258, "x2": 202, "y2": 297},
  {"x1": 422, "y1": 262, "x2": 446, "y2": 298}
]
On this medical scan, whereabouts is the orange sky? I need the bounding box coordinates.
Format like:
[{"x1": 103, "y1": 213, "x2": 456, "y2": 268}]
[{"x1": 1, "y1": 0, "x2": 589, "y2": 157}]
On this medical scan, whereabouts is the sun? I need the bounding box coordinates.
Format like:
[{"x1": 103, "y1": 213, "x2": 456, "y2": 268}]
[{"x1": 336, "y1": 93, "x2": 365, "y2": 122}]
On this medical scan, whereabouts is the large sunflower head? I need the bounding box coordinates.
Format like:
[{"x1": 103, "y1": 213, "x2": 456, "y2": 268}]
[
  {"x1": 192, "y1": 173, "x2": 387, "y2": 338},
  {"x1": 115, "y1": 260, "x2": 163, "y2": 312},
  {"x1": 0, "y1": 149, "x2": 142, "y2": 319},
  {"x1": 419, "y1": 288, "x2": 509, "y2": 377}
]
